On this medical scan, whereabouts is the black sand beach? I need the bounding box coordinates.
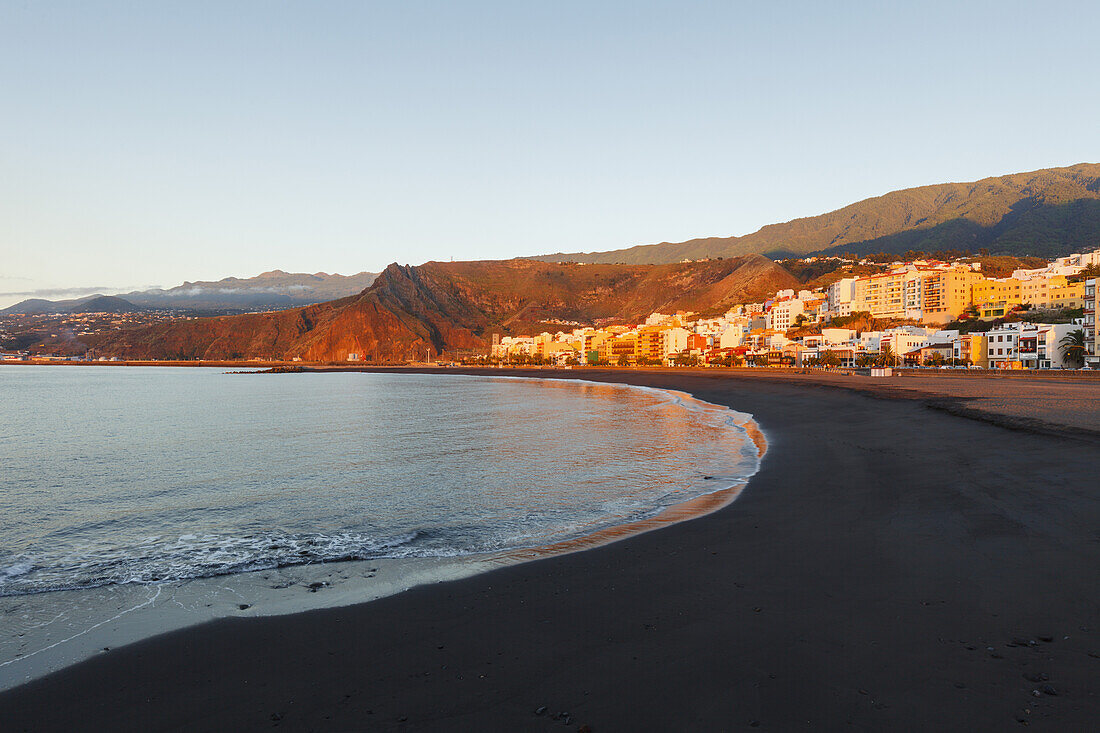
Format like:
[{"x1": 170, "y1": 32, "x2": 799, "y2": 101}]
[{"x1": 2, "y1": 370, "x2": 1098, "y2": 731}]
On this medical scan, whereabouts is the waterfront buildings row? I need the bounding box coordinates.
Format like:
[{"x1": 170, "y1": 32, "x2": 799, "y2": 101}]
[
  {"x1": 492, "y1": 248, "x2": 1100, "y2": 370},
  {"x1": 492, "y1": 317, "x2": 1091, "y2": 370},
  {"x1": 827, "y1": 256, "x2": 1096, "y2": 323}
]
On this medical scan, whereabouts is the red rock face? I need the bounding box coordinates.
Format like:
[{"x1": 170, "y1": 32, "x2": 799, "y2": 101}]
[{"x1": 89, "y1": 256, "x2": 799, "y2": 361}]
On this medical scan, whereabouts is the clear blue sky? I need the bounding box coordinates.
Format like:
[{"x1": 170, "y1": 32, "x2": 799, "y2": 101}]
[{"x1": 2, "y1": 0, "x2": 1098, "y2": 306}]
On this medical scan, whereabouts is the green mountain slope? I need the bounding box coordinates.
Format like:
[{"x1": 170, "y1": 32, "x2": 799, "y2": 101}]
[{"x1": 532, "y1": 163, "x2": 1100, "y2": 264}]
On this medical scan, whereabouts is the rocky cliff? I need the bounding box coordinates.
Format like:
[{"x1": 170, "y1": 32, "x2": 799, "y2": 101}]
[{"x1": 89, "y1": 256, "x2": 797, "y2": 361}]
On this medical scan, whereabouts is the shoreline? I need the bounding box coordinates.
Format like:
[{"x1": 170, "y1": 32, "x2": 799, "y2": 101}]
[
  {"x1": 5, "y1": 359, "x2": 1099, "y2": 436},
  {"x1": 7, "y1": 360, "x2": 1098, "y2": 439},
  {"x1": 376, "y1": 366, "x2": 1100, "y2": 440},
  {"x1": 0, "y1": 375, "x2": 765, "y2": 693},
  {"x1": 1, "y1": 370, "x2": 1097, "y2": 730},
  {"x1": 6, "y1": 357, "x2": 1100, "y2": 378},
  {"x1": 492, "y1": 387, "x2": 767, "y2": 566}
]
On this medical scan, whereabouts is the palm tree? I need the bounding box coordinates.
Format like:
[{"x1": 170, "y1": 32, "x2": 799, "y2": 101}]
[
  {"x1": 1059, "y1": 328, "x2": 1086, "y2": 368},
  {"x1": 879, "y1": 343, "x2": 896, "y2": 368}
]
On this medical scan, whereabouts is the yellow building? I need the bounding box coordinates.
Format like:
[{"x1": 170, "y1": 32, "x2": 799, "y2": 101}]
[
  {"x1": 974, "y1": 275, "x2": 1083, "y2": 316},
  {"x1": 972, "y1": 277, "x2": 1022, "y2": 319},
  {"x1": 610, "y1": 335, "x2": 637, "y2": 364},
  {"x1": 976, "y1": 300, "x2": 1013, "y2": 318},
  {"x1": 599, "y1": 334, "x2": 637, "y2": 364},
  {"x1": 972, "y1": 277, "x2": 1021, "y2": 306},
  {"x1": 852, "y1": 267, "x2": 1085, "y2": 322},
  {"x1": 532, "y1": 333, "x2": 553, "y2": 359},
  {"x1": 544, "y1": 341, "x2": 581, "y2": 362},
  {"x1": 954, "y1": 332, "x2": 988, "y2": 368},
  {"x1": 853, "y1": 266, "x2": 982, "y2": 322},
  {"x1": 582, "y1": 330, "x2": 612, "y2": 358},
  {"x1": 917, "y1": 268, "x2": 985, "y2": 323},
  {"x1": 1047, "y1": 276, "x2": 1085, "y2": 309},
  {"x1": 1019, "y1": 277, "x2": 1051, "y2": 307},
  {"x1": 1018, "y1": 275, "x2": 1085, "y2": 309}
]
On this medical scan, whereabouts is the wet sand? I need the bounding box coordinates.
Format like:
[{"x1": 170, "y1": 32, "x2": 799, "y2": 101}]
[
  {"x1": 1, "y1": 370, "x2": 1098, "y2": 731},
  {"x1": 678, "y1": 368, "x2": 1100, "y2": 436}
]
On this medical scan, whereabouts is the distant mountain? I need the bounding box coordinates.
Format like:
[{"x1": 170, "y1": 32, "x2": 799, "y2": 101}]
[
  {"x1": 531, "y1": 163, "x2": 1100, "y2": 264},
  {"x1": 123, "y1": 270, "x2": 378, "y2": 311},
  {"x1": 1, "y1": 270, "x2": 378, "y2": 315},
  {"x1": 1, "y1": 294, "x2": 143, "y2": 315},
  {"x1": 0, "y1": 298, "x2": 64, "y2": 315},
  {"x1": 70, "y1": 295, "x2": 144, "y2": 314},
  {"x1": 88, "y1": 256, "x2": 798, "y2": 362}
]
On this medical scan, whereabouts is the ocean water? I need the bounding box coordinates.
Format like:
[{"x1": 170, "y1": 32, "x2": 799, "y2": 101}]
[{"x1": 0, "y1": 367, "x2": 760, "y2": 688}]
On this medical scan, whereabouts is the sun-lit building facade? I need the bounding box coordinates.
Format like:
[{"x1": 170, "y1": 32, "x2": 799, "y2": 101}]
[{"x1": 486, "y1": 248, "x2": 1100, "y2": 371}]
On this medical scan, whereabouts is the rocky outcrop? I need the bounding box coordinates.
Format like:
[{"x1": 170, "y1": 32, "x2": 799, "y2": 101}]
[{"x1": 89, "y1": 256, "x2": 798, "y2": 361}]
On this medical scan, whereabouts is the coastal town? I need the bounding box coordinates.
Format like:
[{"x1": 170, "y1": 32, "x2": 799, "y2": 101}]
[
  {"x1": 4, "y1": 248, "x2": 1099, "y2": 372},
  {"x1": 489, "y1": 248, "x2": 1100, "y2": 371},
  {"x1": 0, "y1": 310, "x2": 184, "y2": 358},
  {"x1": 8, "y1": 2, "x2": 1100, "y2": 728}
]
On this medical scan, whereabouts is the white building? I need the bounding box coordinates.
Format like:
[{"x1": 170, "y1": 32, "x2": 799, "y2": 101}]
[
  {"x1": 1017, "y1": 323, "x2": 1079, "y2": 369},
  {"x1": 492, "y1": 335, "x2": 536, "y2": 359},
  {"x1": 644, "y1": 312, "x2": 671, "y2": 326},
  {"x1": 880, "y1": 326, "x2": 935, "y2": 359},
  {"x1": 858, "y1": 330, "x2": 884, "y2": 351},
  {"x1": 719, "y1": 324, "x2": 746, "y2": 349},
  {"x1": 767, "y1": 333, "x2": 791, "y2": 350},
  {"x1": 661, "y1": 327, "x2": 690, "y2": 357},
  {"x1": 827, "y1": 277, "x2": 857, "y2": 317},
  {"x1": 765, "y1": 299, "x2": 804, "y2": 331},
  {"x1": 820, "y1": 327, "x2": 856, "y2": 345},
  {"x1": 1012, "y1": 247, "x2": 1100, "y2": 280},
  {"x1": 986, "y1": 323, "x2": 1023, "y2": 367},
  {"x1": 1085, "y1": 278, "x2": 1098, "y2": 368}
]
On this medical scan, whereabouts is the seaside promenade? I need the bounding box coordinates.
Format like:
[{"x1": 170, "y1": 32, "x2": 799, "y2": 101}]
[{"x1": 1, "y1": 369, "x2": 1097, "y2": 731}]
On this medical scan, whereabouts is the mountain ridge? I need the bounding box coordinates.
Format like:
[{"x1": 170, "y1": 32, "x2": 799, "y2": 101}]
[
  {"x1": 0, "y1": 294, "x2": 144, "y2": 315},
  {"x1": 2, "y1": 270, "x2": 378, "y2": 315},
  {"x1": 530, "y1": 163, "x2": 1100, "y2": 264},
  {"x1": 87, "y1": 256, "x2": 797, "y2": 361}
]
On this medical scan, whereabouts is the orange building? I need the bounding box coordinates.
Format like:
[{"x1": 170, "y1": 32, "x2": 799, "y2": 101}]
[{"x1": 635, "y1": 327, "x2": 664, "y2": 363}]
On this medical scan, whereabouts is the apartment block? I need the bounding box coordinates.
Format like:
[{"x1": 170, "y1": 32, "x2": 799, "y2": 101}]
[
  {"x1": 972, "y1": 278, "x2": 1022, "y2": 318},
  {"x1": 635, "y1": 327, "x2": 664, "y2": 362},
  {"x1": 910, "y1": 268, "x2": 984, "y2": 323},
  {"x1": 853, "y1": 269, "x2": 913, "y2": 318},
  {"x1": 765, "y1": 299, "x2": 804, "y2": 331},
  {"x1": 1085, "y1": 278, "x2": 1098, "y2": 368},
  {"x1": 851, "y1": 265, "x2": 978, "y2": 322},
  {"x1": 986, "y1": 324, "x2": 1023, "y2": 368},
  {"x1": 1016, "y1": 323, "x2": 1078, "y2": 369}
]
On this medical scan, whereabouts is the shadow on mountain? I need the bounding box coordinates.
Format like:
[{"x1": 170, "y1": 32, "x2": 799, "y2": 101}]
[
  {"x1": 530, "y1": 164, "x2": 1100, "y2": 264},
  {"x1": 808, "y1": 199, "x2": 1100, "y2": 259}
]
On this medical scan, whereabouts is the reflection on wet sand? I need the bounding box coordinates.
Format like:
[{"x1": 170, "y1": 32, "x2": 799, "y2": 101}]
[{"x1": 494, "y1": 411, "x2": 767, "y2": 565}]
